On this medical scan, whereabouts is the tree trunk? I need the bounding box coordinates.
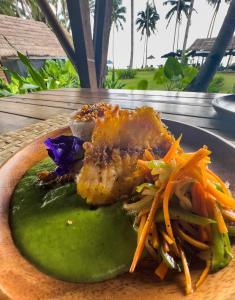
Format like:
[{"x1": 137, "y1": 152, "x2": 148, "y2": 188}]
[
  {"x1": 145, "y1": 35, "x2": 149, "y2": 67},
  {"x1": 129, "y1": 0, "x2": 134, "y2": 68},
  {"x1": 181, "y1": 0, "x2": 195, "y2": 61},
  {"x1": 207, "y1": 0, "x2": 221, "y2": 38},
  {"x1": 186, "y1": 0, "x2": 235, "y2": 92},
  {"x1": 172, "y1": 0, "x2": 181, "y2": 51},
  {"x1": 112, "y1": 25, "x2": 115, "y2": 81},
  {"x1": 176, "y1": 21, "x2": 180, "y2": 51},
  {"x1": 142, "y1": 33, "x2": 147, "y2": 68}
]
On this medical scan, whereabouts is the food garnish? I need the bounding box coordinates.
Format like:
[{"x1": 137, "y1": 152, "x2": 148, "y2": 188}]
[
  {"x1": 124, "y1": 138, "x2": 235, "y2": 294},
  {"x1": 71, "y1": 102, "x2": 112, "y2": 122},
  {"x1": 44, "y1": 135, "x2": 84, "y2": 176}
]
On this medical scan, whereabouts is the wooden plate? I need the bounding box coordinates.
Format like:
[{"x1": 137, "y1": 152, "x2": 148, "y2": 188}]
[{"x1": 0, "y1": 121, "x2": 235, "y2": 300}]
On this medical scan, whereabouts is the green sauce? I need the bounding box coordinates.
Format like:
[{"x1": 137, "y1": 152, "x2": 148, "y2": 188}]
[{"x1": 10, "y1": 159, "x2": 137, "y2": 282}]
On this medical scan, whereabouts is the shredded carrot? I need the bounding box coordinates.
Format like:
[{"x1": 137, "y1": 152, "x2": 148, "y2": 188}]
[
  {"x1": 191, "y1": 183, "x2": 201, "y2": 214},
  {"x1": 177, "y1": 148, "x2": 211, "y2": 179},
  {"x1": 160, "y1": 230, "x2": 174, "y2": 245},
  {"x1": 137, "y1": 159, "x2": 149, "y2": 172},
  {"x1": 196, "y1": 183, "x2": 209, "y2": 217},
  {"x1": 196, "y1": 260, "x2": 211, "y2": 289},
  {"x1": 162, "y1": 181, "x2": 178, "y2": 250},
  {"x1": 155, "y1": 261, "x2": 168, "y2": 280},
  {"x1": 180, "y1": 247, "x2": 193, "y2": 295},
  {"x1": 163, "y1": 135, "x2": 182, "y2": 163},
  {"x1": 137, "y1": 208, "x2": 150, "y2": 224},
  {"x1": 207, "y1": 168, "x2": 229, "y2": 195},
  {"x1": 207, "y1": 181, "x2": 235, "y2": 209},
  {"x1": 130, "y1": 190, "x2": 161, "y2": 273},
  {"x1": 163, "y1": 240, "x2": 170, "y2": 252},
  {"x1": 208, "y1": 197, "x2": 228, "y2": 234},
  {"x1": 138, "y1": 214, "x2": 147, "y2": 242},
  {"x1": 222, "y1": 209, "x2": 235, "y2": 222},
  {"x1": 199, "y1": 227, "x2": 210, "y2": 242},
  {"x1": 175, "y1": 224, "x2": 209, "y2": 250},
  {"x1": 151, "y1": 223, "x2": 159, "y2": 249},
  {"x1": 144, "y1": 149, "x2": 155, "y2": 161}
]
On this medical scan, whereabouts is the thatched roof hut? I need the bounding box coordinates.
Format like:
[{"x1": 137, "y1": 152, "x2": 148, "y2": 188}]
[
  {"x1": 0, "y1": 14, "x2": 66, "y2": 82},
  {"x1": 189, "y1": 37, "x2": 235, "y2": 52}
]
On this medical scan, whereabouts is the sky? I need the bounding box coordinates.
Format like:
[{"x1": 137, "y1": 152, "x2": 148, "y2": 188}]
[{"x1": 107, "y1": 0, "x2": 232, "y2": 68}]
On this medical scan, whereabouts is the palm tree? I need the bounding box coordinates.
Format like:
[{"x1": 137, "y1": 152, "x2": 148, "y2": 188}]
[
  {"x1": 111, "y1": 0, "x2": 126, "y2": 77},
  {"x1": 136, "y1": 2, "x2": 160, "y2": 68},
  {"x1": 164, "y1": 0, "x2": 191, "y2": 51},
  {"x1": 207, "y1": 0, "x2": 231, "y2": 38},
  {"x1": 181, "y1": 0, "x2": 196, "y2": 61},
  {"x1": 187, "y1": 0, "x2": 235, "y2": 91},
  {"x1": 112, "y1": 0, "x2": 126, "y2": 30},
  {"x1": 0, "y1": 0, "x2": 19, "y2": 16},
  {"x1": 129, "y1": 0, "x2": 134, "y2": 68},
  {"x1": 89, "y1": 0, "x2": 96, "y2": 17}
]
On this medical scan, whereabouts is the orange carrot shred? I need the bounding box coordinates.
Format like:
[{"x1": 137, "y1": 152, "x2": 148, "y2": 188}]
[
  {"x1": 180, "y1": 247, "x2": 193, "y2": 295},
  {"x1": 151, "y1": 223, "x2": 159, "y2": 249},
  {"x1": 130, "y1": 191, "x2": 161, "y2": 273},
  {"x1": 144, "y1": 149, "x2": 155, "y2": 161},
  {"x1": 163, "y1": 135, "x2": 182, "y2": 163},
  {"x1": 208, "y1": 196, "x2": 228, "y2": 234},
  {"x1": 138, "y1": 214, "x2": 147, "y2": 243},
  {"x1": 175, "y1": 224, "x2": 209, "y2": 250},
  {"x1": 155, "y1": 261, "x2": 168, "y2": 280},
  {"x1": 207, "y1": 181, "x2": 235, "y2": 209},
  {"x1": 207, "y1": 168, "x2": 229, "y2": 196},
  {"x1": 196, "y1": 260, "x2": 211, "y2": 289}
]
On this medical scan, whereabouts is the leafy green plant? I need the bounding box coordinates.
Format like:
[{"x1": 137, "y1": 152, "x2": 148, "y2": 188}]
[
  {"x1": 208, "y1": 76, "x2": 225, "y2": 93},
  {"x1": 0, "y1": 52, "x2": 80, "y2": 97},
  {"x1": 137, "y1": 79, "x2": 148, "y2": 90},
  {"x1": 154, "y1": 57, "x2": 198, "y2": 91},
  {"x1": 103, "y1": 77, "x2": 126, "y2": 89},
  {"x1": 116, "y1": 68, "x2": 137, "y2": 79}
]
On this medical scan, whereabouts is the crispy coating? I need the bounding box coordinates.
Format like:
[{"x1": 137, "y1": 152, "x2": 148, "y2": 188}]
[{"x1": 77, "y1": 106, "x2": 174, "y2": 205}]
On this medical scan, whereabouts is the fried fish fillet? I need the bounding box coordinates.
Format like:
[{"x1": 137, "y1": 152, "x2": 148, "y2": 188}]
[{"x1": 77, "y1": 106, "x2": 174, "y2": 205}]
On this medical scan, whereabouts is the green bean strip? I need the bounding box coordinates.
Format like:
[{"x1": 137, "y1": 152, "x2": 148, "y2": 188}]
[{"x1": 155, "y1": 207, "x2": 216, "y2": 226}]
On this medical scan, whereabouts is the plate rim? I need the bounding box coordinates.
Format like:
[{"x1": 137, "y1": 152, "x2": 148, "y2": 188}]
[{"x1": 212, "y1": 94, "x2": 235, "y2": 116}]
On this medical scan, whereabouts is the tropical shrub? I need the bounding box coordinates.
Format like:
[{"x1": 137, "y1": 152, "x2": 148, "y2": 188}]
[
  {"x1": 116, "y1": 68, "x2": 137, "y2": 79},
  {"x1": 207, "y1": 76, "x2": 225, "y2": 93},
  {"x1": 154, "y1": 57, "x2": 198, "y2": 91},
  {"x1": 0, "y1": 52, "x2": 80, "y2": 97},
  {"x1": 137, "y1": 79, "x2": 148, "y2": 90},
  {"x1": 103, "y1": 77, "x2": 126, "y2": 89}
]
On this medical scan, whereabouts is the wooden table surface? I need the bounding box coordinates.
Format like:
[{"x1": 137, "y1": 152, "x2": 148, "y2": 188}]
[{"x1": 0, "y1": 88, "x2": 234, "y2": 144}]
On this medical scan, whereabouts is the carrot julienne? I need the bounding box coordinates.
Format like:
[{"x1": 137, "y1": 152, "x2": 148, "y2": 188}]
[
  {"x1": 180, "y1": 247, "x2": 193, "y2": 295},
  {"x1": 163, "y1": 135, "x2": 182, "y2": 163},
  {"x1": 209, "y1": 197, "x2": 228, "y2": 234},
  {"x1": 155, "y1": 261, "x2": 168, "y2": 280},
  {"x1": 130, "y1": 190, "x2": 161, "y2": 273},
  {"x1": 126, "y1": 136, "x2": 235, "y2": 294},
  {"x1": 151, "y1": 223, "x2": 159, "y2": 249},
  {"x1": 144, "y1": 149, "x2": 155, "y2": 161},
  {"x1": 196, "y1": 260, "x2": 211, "y2": 289},
  {"x1": 175, "y1": 224, "x2": 209, "y2": 250},
  {"x1": 138, "y1": 214, "x2": 147, "y2": 242}
]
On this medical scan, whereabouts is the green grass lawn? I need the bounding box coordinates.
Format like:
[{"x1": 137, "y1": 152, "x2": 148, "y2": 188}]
[{"x1": 118, "y1": 70, "x2": 235, "y2": 93}]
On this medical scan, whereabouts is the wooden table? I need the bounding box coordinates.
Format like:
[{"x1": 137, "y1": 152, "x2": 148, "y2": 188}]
[{"x1": 0, "y1": 88, "x2": 234, "y2": 144}]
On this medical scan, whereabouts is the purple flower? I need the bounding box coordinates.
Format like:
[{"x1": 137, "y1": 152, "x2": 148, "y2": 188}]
[{"x1": 44, "y1": 135, "x2": 84, "y2": 176}]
